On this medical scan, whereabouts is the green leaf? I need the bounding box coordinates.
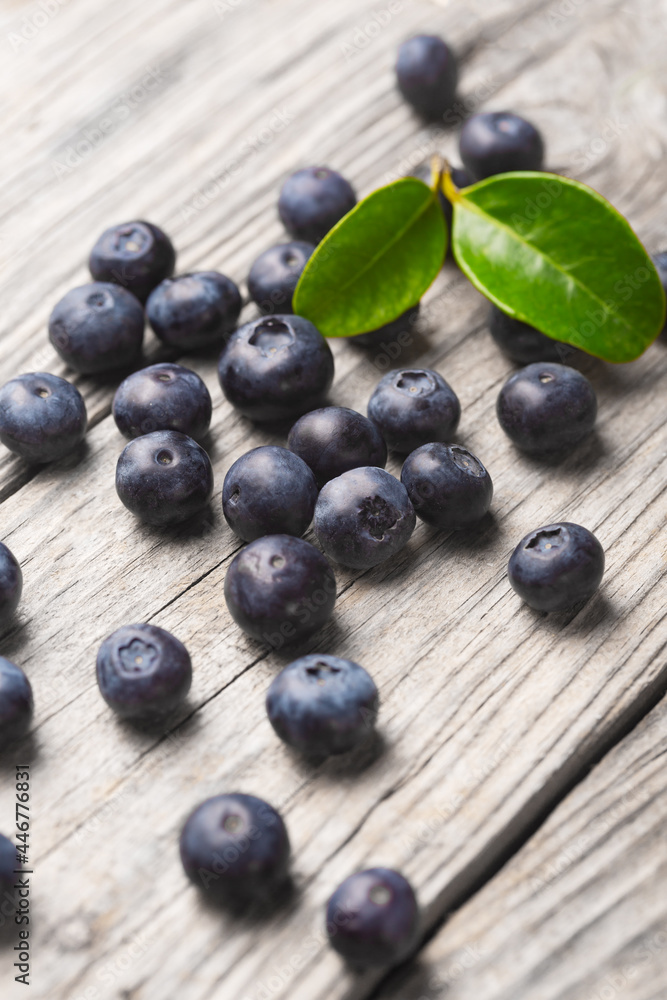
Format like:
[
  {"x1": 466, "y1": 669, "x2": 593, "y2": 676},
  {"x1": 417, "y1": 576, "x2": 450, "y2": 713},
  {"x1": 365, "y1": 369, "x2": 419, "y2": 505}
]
[
  {"x1": 293, "y1": 177, "x2": 447, "y2": 338},
  {"x1": 444, "y1": 170, "x2": 665, "y2": 363}
]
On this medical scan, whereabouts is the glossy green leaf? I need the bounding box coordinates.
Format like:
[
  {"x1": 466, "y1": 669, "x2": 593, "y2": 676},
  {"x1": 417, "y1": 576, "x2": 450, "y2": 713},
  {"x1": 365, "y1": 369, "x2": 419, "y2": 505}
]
[
  {"x1": 293, "y1": 177, "x2": 447, "y2": 338},
  {"x1": 444, "y1": 170, "x2": 665, "y2": 363}
]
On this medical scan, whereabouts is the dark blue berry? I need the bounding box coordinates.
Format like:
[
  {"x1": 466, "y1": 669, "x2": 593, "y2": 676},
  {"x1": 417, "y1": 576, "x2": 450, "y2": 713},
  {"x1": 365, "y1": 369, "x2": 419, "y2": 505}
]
[
  {"x1": 367, "y1": 368, "x2": 460, "y2": 454},
  {"x1": 218, "y1": 315, "x2": 334, "y2": 422},
  {"x1": 113, "y1": 363, "x2": 212, "y2": 440},
  {"x1": 0, "y1": 543, "x2": 22, "y2": 626},
  {"x1": 146, "y1": 272, "x2": 242, "y2": 350},
  {"x1": 89, "y1": 220, "x2": 175, "y2": 304},
  {"x1": 222, "y1": 446, "x2": 318, "y2": 542},
  {"x1": 116, "y1": 430, "x2": 213, "y2": 525},
  {"x1": 396, "y1": 34, "x2": 458, "y2": 120},
  {"x1": 508, "y1": 522, "x2": 605, "y2": 612},
  {"x1": 652, "y1": 252, "x2": 667, "y2": 332},
  {"x1": 288, "y1": 406, "x2": 387, "y2": 487},
  {"x1": 497, "y1": 362, "x2": 597, "y2": 454},
  {"x1": 224, "y1": 535, "x2": 336, "y2": 647},
  {"x1": 0, "y1": 373, "x2": 87, "y2": 463},
  {"x1": 326, "y1": 868, "x2": 419, "y2": 967},
  {"x1": 0, "y1": 834, "x2": 16, "y2": 895},
  {"x1": 247, "y1": 242, "x2": 315, "y2": 314},
  {"x1": 313, "y1": 467, "x2": 415, "y2": 569},
  {"x1": 180, "y1": 793, "x2": 290, "y2": 900},
  {"x1": 0, "y1": 658, "x2": 33, "y2": 750},
  {"x1": 96, "y1": 623, "x2": 192, "y2": 719},
  {"x1": 278, "y1": 167, "x2": 356, "y2": 243},
  {"x1": 48, "y1": 282, "x2": 145, "y2": 374},
  {"x1": 401, "y1": 443, "x2": 493, "y2": 529},
  {"x1": 489, "y1": 306, "x2": 577, "y2": 365},
  {"x1": 266, "y1": 654, "x2": 378, "y2": 756},
  {"x1": 349, "y1": 305, "x2": 420, "y2": 348},
  {"x1": 460, "y1": 112, "x2": 544, "y2": 181}
]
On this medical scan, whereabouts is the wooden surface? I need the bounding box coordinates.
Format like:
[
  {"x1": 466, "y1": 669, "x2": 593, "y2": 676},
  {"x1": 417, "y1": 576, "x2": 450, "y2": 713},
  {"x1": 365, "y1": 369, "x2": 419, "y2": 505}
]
[{"x1": 0, "y1": 0, "x2": 665, "y2": 998}]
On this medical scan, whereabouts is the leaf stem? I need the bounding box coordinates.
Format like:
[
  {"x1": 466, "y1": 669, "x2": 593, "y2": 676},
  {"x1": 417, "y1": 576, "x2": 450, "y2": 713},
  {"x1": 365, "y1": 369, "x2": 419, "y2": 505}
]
[
  {"x1": 441, "y1": 167, "x2": 463, "y2": 206},
  {"x1": 429, "y1": 155, "x2": 446, "y2": 194}
]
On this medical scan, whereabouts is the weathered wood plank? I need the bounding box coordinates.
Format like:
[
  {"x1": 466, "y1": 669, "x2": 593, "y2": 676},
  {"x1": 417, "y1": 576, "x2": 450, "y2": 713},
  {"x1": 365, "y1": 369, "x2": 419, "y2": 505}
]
[
  {"x1": 0, "y1": 0, "x2": 665, "y2": 998},
  {"x1": 374, "y1": 696, "x2": 667, "y2": 1000}
]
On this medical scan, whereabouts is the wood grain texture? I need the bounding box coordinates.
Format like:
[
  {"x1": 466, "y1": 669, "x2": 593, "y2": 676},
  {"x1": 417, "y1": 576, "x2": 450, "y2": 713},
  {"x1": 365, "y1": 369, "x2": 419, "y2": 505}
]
[
  {"x1": 374, "y1": 697, "x2": 667, "y2": 1000},
  {"x1": 0, "y1": 0, "x2": 665, "y2": 998}
]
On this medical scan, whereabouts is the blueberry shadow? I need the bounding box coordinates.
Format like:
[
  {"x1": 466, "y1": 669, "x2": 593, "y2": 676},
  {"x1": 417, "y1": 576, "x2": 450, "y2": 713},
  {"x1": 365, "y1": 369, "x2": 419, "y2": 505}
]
[
  {"x1": 133, "y1": 501, "x2": 221, "y2": 544},
  {"x1": 281, "y1": 730, "x2": 386, "y2": 781},
  {"x1": 0, "y1": 731, "x2": 39, "y2": 769},
  {"x1": 422, "y1": 509, "x2": 500, "y2": 555},
  {"x1": 115, "y1": 696, "x2": 203, "y2": 743},
  {"x1": 195, "y1": 873, "x2": 299, "y2": 924},
  {"x1": 513, "y1": 429, "x2": 606, "y2": 473},
  {"x1": 523, "y1": 590, "x2": 617, "y2": 635}
]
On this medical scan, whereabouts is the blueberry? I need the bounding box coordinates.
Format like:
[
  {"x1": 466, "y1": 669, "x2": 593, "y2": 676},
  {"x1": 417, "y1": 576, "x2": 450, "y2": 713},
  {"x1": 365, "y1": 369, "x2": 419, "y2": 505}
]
[
  {"x1": 48, "y1": 281, "x2": 145, "y2": 374},
  {"x1": 349, "y1": 305, "x2": 420, "y2": 348},
  {"x1": 180, "y1": 793, "x2": 290, "y2": 900},
  {"x1": 96, "y1": 623, "x2": 192, "y2": 719},
  {"x1": 651, "y1": 252, "x2": 667, "y2": 331},
  {"x1": 146, "y1": 272, "x2": 242, "y2": 350},
  {"x1": 89, "y1": 220, "x2": 175, "y2": 304},
  {"x1": 367, "y1": 368, "x2": 460, "y2": 454},
  {"x1": 278, "y1": 167, "x2": 356, "y2": 243},
  {"x1": 0, "y1": 658, "x2": 33, "y2": 750},
  {"x1": 247, "y1": 242, "x2": 315, "y2": 314},
  {"x1": 288, "y1": 407, "x2": 387, "y2": 488},
  {"x1": 460, "y1": 111, "x2": 544, "y2": 181},
  {"x1": 266, "y1": 654, "x2": 378, "y2": 756},
  {"x1": 313, "y1": 467, "x2": 415, "y2": 569},
  {"x1": 497, "y1": 362, "x2": 597, "y2": 454},
  {"x1": 224, "y1": 535, "x2": 336, "y2": 647},
  {"x1": 0, "y1": 834, "x2": 16, "y2": 895},
  {"x1": 396, "y1": 35, "x2": 458, "y2": 122},
  {"x1": 222, "y1": 446, "x2": 318, "y2": 541},
  {"x1": 218, "y1": 315, "x2": 334, "y2": 422},
  {"x1": 113, "y1": 363, "x2": 212, "y2": 441},
  {"x1": 489, "y1": 306, "x2": 577, "y2": 365},
  {"x1": 116, "y1": 430, "x2": 213, "y2": 525},
  {"x1": 0, "y1": 543, "x2": 22, "y2": 626},
  {"x1": 0, "y1": 373, "x2": 87, "y2": 463},
  {"x1": 401, "y1": 443, "x2": 493, "y2": 529},
  {"x1": 508, "y1": 522, "x2": 605, "y2": 612},
  {"x1": 326, "y1": 868, "x2": 419, "y2": 967}
]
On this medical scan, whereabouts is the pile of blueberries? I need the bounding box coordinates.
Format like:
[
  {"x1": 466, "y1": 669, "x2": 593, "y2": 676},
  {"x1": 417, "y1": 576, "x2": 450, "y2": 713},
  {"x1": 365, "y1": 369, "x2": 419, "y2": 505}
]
[{"x1": 0, "y1": 30, "x2": 655, "y2": 968}]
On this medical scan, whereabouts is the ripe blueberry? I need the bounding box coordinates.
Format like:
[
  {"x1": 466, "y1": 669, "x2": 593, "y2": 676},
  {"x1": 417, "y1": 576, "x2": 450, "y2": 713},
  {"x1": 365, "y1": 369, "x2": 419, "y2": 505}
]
[
  {"x1": 350, "y1": 305, "x2": 420, "y2": 348},
  {"x1": 89, "y1": 220, "x2": 175, "y2": 304},
  {"x1": 266, "y1": 655, "x2": 379, "y2": 757},
  {"x1": 113, "y1": 363, "x2": 212, "y2": 441},
  {"x1": 288, "y1": 406, "x2": 387, "y2": 487},
  {"x1": 222, "y1": 446, "x2": 318, "y2": 542},
  {"x1": 0, "y1": 658, "x2": 33, "y2": 750},
  {"x1": 508, "y1": 522, "x2": 605, "y2": 612},
  {"x1": 247, "y1": 241, "x2": 315, "y2": 314},
  {"x1": 48, "y1": 282, "x2": 145, "y2": 374},
  {"x1": 326, "y1": 868, "x2": 419, "y2": 967},
  {"x1": 313, "y1": 467, "x2": 416, "y2": 569},
  {"x1": 401, "y1": 443, "x2": 493, "y2": 529},
  {"x1": 116, "y1": 430, "x2": 213, "y2": 525},
  {"x1": 224, "y1": 534, "x2": 336, "y2": 647},
  {"x1": 497, "y1": 362, "x2": 597, "y2": 454},
  {"x1": 367, "y1": 368, "x2": 460, "y2": 454},
  {"x1": 489, "y1": 306, "x2": 577, "y2": 365},
  {"x1": 0, "y1": 373, "x2": 87, "y2": 463},
  {"x1": 0, "y1": 834, "x2": 16, "y2": 895},
  {"x1": 146, "y1": 272, "x2": 242, "y2": 350},
  {"x1": 460, "y1": 111, "x2": 544, "y2": 181},
  {"x1": 96, "y1": 623, "x2": 192, "y2": 719},
  {"x1": 180, "y1": 793, "x2": 290, "y2": 900},
  {"x1": 0, "y1": 542, "x2": 22, "y2": 626},
  {"x1": 395, "y1": 35, "x2": 458, "y2": 120},
  {"x1": 278, "y1": 167, "x2": 356, "y2": 243},
  {"x1": 218, "y1": 315, "x2": 334, "y2": 422}
]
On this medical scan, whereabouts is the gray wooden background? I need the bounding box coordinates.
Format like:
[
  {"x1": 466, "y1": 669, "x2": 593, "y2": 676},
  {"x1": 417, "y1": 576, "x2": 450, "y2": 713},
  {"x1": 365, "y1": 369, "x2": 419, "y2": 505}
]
[{"x1": 0, "y1": 0, "x2": 665, "y2": 998}]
